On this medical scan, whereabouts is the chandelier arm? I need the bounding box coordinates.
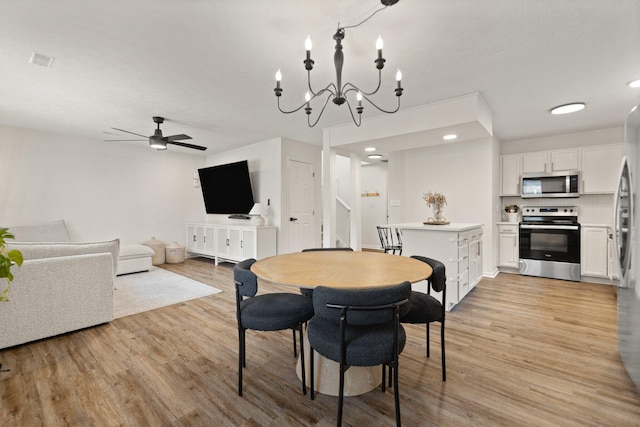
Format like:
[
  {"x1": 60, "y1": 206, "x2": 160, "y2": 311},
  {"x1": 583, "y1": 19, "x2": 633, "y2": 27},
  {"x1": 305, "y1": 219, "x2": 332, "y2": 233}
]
[
  {"x1": 361, "y1": 93, "x2": 401, "y2": 114},
  {"x1": 307, "y1": 72, "x2": 338, "y2": 98},
  {"x1": 277, "y1": 97, "x2": 310, "y2": 114},
  {"x1": 307, "y1": 93, "x2": 334, "y2": 128},
  {"x1": 344, "y1": 98, "x2": 362, "y2": 127},
  {"x1": 311, "y1": 83, "x2": 338, "y2": 99},
  {"x1": 341, "y1": 70, "x2": 382, "y2": 97}
]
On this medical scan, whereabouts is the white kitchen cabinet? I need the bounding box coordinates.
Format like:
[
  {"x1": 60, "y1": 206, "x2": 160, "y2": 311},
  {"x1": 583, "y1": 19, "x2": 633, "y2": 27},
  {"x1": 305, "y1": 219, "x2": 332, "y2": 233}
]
[
  {"x1": 522, "y1": 149, "x2": 579, "y2": 173},
  {"x1": 186, "y1": 223, "x2": 277, "y2": 265},
  {"x1": 581, "y1": 144, "x2": 624, "y2": 194},
  {"x1": 393, "y1": 223, "x2": 483, "y2": 311},
  {"x1": 581, "y1": 226, "x2": 609, "y2": 278},
  {"x1": 522, "y1": 152, "x2": 548, "y2": 173},
  {"x1": 498, "y1": 224, "x2": 519, "y2": 269},
  {"x1": 500, "y1": 154, "x2": 522, "y2": 196}
]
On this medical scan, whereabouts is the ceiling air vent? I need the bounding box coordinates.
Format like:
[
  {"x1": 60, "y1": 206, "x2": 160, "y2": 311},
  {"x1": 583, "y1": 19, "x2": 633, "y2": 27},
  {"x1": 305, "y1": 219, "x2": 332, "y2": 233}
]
[{"x1": 29, "y1": 52, "x2": 55, "y2": 68}]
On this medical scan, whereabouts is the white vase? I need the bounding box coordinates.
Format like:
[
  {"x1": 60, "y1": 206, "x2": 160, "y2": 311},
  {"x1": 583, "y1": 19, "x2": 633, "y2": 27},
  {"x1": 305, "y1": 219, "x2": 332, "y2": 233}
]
[{"x1": 507, "y1": 212, "x2": 518, "y2": 223}]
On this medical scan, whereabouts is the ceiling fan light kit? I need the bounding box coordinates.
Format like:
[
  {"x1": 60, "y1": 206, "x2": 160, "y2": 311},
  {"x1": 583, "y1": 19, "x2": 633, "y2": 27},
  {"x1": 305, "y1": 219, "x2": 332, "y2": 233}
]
[
  {"x1": 274, "y1": 0, "x2": 403, "y2": 127},
  {"x1": 105, "y1": 116, "x2": 207, "y2": 151}
]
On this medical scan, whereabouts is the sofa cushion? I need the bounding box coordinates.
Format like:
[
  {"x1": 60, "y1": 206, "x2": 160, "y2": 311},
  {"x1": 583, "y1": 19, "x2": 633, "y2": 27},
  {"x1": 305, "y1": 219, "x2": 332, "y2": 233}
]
[
  {"x1": 8, "y1": 220, "x2": 71, "y2": 242},
  {"x1": 7, "y1": 239, "x2": 120, "y2": 277}
]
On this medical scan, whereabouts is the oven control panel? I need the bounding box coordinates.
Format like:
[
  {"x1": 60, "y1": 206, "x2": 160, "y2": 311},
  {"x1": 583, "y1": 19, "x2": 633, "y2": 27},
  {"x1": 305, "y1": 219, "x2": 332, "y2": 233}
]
[{"x1": 521, "y1": 206, "x2": 578, "y2": 216}]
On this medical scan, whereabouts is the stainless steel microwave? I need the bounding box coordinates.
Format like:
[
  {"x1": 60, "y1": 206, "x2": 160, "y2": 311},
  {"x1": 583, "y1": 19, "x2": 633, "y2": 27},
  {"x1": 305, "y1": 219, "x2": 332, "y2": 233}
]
[{"x1": 521, "y1": 171, "x2": 580, "y2": 198}]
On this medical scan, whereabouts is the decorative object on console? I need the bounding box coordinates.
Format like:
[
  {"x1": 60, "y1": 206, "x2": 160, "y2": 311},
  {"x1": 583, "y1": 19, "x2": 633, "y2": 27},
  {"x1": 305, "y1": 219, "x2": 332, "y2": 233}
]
[
  {"x1": 249, "y1": 203, "x2": 266, "y2": 226},
  {"x1": 423, "y1": 191, "x2": 448, "y2": 224},
  {"x1": 143, "y1": 237, "x2": 166, "y2": 265},
  {"x1": 273, "y1": 0, "x2": 403, "y2": 127}
]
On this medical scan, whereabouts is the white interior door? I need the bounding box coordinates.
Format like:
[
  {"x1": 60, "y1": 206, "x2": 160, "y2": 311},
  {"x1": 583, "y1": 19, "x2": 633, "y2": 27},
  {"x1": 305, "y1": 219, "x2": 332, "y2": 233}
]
[{"x1": 288, "y1": 159, "x2": 315, "y2": 252}]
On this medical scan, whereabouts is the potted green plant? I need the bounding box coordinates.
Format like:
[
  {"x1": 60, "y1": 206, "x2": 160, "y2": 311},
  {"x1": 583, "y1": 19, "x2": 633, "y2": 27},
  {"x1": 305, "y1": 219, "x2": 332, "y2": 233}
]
[{"x1": 1, "y1": 227, "x2": 23, "y2": 302}]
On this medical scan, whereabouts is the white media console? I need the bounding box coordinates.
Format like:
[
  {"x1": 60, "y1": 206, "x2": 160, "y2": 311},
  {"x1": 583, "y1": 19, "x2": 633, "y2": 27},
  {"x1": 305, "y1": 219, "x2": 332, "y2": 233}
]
[{"x1": 186, "y1": 223, "x2": 277, "y2": 265}]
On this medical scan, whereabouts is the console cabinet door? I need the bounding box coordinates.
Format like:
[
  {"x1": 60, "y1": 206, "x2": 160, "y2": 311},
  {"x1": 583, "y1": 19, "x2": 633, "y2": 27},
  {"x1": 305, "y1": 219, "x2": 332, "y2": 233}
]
[{"x1": 241, "y1": 228, "x2": 256, "y2": 259}]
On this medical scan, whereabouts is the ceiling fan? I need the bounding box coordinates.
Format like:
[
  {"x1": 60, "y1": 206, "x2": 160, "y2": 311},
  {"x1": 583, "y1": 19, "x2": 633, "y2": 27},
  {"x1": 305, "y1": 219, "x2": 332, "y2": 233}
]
[{"x1": 105, "y1": 116, "x2": 207, "y2": 151}]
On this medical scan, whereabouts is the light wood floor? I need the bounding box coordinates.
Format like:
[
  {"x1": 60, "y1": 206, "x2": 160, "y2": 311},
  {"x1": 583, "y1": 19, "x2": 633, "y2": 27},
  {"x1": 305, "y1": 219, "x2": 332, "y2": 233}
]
[{"x1": 2, "y1": 258, "x2": 640, "y2": 426}]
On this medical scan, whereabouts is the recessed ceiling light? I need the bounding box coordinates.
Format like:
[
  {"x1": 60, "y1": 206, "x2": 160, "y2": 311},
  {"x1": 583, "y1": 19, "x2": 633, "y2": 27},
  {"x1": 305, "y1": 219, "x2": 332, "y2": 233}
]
[
  {"x1": 550, "y1": 103, "x2": 586, "y2": 115},
  {"x1": 629, "y1": 79, "x2": 640, "y2": 88},
  {"x1": 29, "y1": 51, "x2": 55, "y2": 68},
  {"x1": 367, "y1": 154, "x2": 382, "y2": 159},
  {"x1": 365, "y1": 147, "x2": 376, "y2": 152},
  {"x1": 443, "y1": 134, "x2": 457, "y2": 140}
]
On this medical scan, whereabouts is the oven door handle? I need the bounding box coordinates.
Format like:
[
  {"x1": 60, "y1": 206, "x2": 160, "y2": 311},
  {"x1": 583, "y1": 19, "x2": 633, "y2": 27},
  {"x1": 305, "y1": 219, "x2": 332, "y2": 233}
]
[{"x1": 519, "y1": 224, "x2": 579, "y2": 230}]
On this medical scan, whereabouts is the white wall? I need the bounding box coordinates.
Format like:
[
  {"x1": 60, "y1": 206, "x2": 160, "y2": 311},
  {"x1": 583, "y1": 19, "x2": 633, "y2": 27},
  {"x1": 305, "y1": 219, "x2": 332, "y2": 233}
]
[
  {"x1": 204, "y1": 138, "x2": 282, "y2": 229},
  {"x1": 205, "y1": 137, "x2": 322, "y2": 254},
  {"x1": 388, "y1": 137, "x2": 497, "y2": 274},
  {"x1": 0, "y1": 125, "x2": 204, "y2": 245}
]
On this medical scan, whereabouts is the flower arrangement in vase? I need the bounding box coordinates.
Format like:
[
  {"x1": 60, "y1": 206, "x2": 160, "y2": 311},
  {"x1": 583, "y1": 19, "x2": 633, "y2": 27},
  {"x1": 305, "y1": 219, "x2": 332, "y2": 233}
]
[{"x1": 423, "y1": 191, "x2": 448, "y2": 224}]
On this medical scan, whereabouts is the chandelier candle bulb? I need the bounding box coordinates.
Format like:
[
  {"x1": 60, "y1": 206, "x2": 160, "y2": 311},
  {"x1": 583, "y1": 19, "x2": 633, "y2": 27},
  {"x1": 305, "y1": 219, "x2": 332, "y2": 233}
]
[
  {"x1": 304, "y1": 36, "x2": 314, "y2": 70},
  {"x1": 305, "y1": 91, "x2": 312, "y2": 115}
]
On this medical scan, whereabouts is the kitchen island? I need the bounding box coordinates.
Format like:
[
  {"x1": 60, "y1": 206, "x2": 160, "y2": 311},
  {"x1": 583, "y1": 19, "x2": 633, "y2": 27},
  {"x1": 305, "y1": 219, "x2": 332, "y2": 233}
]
[{"x1": 388, "y1": 222, "x2": 484, "y2": 311}]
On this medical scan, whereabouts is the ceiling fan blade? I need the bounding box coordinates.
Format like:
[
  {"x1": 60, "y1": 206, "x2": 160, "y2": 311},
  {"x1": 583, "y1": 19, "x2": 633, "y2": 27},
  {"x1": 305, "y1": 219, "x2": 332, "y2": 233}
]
[
  {"x1": 167, "y1": 140, "x2": 207, "y2": 151},
  {"x1": 104, "y1": 139, "x2": 146, "y2": 142},
  {"x1": 166, "y1": 134, "x2": 192, "y2": 142},
  {"x1": 111, "y1": 127, "x2": 149, "y2": 138}
]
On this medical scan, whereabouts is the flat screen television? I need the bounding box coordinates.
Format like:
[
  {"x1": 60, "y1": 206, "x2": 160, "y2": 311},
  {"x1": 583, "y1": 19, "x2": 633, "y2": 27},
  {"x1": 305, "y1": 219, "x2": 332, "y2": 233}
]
[{"x1": 198, "y1": 160, "x2": 255, "y2": 215}]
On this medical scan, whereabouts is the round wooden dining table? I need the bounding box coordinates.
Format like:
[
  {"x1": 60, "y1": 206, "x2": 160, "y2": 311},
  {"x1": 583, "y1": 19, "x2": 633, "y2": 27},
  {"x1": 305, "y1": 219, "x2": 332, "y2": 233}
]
[
  {"x1": 251, "y1": 250, "x2": 431, "y2": 289},
  {"x1": 251, "y1": 250, "x2": 432, "y2": 396}
]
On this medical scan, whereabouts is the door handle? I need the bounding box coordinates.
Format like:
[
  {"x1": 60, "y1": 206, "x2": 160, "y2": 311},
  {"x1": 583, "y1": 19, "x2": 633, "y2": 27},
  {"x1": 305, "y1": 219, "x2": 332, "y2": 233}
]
[{"x1": 290, "y1": 217, "x2": 298, "y2": 222}]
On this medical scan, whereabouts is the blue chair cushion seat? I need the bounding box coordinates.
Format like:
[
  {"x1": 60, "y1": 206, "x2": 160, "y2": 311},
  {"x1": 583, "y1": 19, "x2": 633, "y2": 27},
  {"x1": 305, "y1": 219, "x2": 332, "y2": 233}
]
[
  {"x1": 401, "y1": 291, "x2": 442, "y2": 324},
  {"x1": 308, "y1": 320, "x2": 406, "y2": 367},
  {"x1": 240, "y1": 293, "x2": 314, "y2": 331}
]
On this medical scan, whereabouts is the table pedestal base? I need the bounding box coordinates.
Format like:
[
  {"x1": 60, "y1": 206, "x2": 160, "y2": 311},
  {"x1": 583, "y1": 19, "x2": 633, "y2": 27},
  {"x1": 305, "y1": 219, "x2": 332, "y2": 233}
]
[{"x1": 296, "y1": 333, "x2": 382, "y2": 397}]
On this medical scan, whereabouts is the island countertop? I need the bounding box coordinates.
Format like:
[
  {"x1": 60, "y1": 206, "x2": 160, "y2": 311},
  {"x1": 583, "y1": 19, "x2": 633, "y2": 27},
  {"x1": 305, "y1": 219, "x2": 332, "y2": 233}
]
[{"x1": 387, "y1": 222, "x2": 484, "y2": 232}]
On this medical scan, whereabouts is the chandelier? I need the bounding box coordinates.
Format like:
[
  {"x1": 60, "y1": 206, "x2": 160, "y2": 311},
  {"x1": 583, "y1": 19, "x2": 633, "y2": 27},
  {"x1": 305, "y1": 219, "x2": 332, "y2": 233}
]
[{"x1": 273, "y1": 0, "x2": 403, "y2": 127}]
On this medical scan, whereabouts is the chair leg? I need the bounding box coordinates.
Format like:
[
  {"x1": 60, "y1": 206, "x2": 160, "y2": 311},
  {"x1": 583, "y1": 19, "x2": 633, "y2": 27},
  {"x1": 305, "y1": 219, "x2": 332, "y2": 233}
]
[
  {"x1": 338, "y1": 361, "x2": 345, "y2": 427},
  {"x1": 441, "y1": 320, "x2": 446, "y2": 382},
  {"x1": 292, "y1": 329, "x2": 298, "y2": 357},
  {"x1": 393, "y1": 360, "x2": 402, "y2": 427},
  {"x1": 382, "y1": 365, "x2": 386, "y2": 392},
  {"x1": 299, "y1": 325, "x2": 307, "y2": 395},
  {"x1": 238, "y1": 328, "x2": 245, "y2": 396},
  {"x1": 310, "y1": 346, "x2": 315, "y2": 400},
  {"x1": 426, "y1": 322, "x2": 431, "y2": 358}
]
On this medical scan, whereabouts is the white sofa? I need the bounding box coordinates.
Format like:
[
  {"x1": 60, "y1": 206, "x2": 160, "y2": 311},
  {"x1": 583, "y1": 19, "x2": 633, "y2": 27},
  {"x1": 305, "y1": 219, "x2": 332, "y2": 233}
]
[{"x1": 0, "y1": 220, "x2": 118, "y2": 349}]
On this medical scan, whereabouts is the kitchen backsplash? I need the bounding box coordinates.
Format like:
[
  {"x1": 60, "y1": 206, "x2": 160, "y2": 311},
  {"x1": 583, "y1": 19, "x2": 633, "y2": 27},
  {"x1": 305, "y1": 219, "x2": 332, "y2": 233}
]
[{"x1": 501, "y1": 194, "x2": 614, "y2": 225}]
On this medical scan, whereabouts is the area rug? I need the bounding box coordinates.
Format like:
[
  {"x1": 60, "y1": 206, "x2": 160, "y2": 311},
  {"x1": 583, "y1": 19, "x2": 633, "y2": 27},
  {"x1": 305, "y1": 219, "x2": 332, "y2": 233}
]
[{"x1": 113, "y1": 267, "x2": 222, "y2": 319}]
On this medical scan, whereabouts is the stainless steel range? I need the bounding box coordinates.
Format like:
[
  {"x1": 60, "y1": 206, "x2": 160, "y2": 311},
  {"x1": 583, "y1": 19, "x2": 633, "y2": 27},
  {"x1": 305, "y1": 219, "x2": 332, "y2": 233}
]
[{"x1": 519, "y1": 206, "x2": 581, "y2": 281}]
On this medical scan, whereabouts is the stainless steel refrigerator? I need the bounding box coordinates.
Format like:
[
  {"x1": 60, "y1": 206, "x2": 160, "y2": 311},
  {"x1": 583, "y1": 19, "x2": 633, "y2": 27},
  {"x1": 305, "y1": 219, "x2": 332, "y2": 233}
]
[{"x1": 614, "y1": 103, "x2": 640, "y2": 390}]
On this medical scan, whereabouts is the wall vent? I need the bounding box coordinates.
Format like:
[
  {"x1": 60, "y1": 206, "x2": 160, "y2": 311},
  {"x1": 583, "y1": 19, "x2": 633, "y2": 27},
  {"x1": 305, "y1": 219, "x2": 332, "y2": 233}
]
[{"x1": 29, "y1": 52, "x2": 55, "y2": 68}]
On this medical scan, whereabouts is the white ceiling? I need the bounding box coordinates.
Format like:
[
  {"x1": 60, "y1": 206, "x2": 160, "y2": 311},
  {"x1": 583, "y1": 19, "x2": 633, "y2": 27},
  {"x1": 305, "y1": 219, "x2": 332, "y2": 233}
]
[{"x1": 1, "y1": 0, "x2": 639, "y2": 155}]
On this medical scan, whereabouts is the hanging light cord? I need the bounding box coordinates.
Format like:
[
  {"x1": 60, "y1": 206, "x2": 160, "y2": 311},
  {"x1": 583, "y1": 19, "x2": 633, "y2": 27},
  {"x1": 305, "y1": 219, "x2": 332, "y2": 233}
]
[{"x1": 340, "y1": 4, "x2": 389, "y2": 31}]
